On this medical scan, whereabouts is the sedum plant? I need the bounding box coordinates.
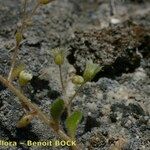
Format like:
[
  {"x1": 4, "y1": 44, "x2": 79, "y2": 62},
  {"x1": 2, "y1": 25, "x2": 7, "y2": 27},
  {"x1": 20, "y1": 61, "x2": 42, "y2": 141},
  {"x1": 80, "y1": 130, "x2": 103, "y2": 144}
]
[{"x1": 0, "y1": 0, "x2": 102, "y2": 150}]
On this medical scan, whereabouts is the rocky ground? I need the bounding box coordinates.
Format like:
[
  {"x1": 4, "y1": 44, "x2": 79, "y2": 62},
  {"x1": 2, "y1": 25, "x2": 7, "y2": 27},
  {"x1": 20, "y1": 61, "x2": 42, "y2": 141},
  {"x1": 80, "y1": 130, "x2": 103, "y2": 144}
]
[{"x1": 0, "y1": 0, "x2": 150, "y2": 150}]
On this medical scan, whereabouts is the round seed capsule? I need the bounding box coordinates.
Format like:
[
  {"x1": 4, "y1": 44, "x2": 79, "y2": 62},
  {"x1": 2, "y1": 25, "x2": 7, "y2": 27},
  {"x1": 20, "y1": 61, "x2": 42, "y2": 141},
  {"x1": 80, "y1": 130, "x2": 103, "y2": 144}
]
[
  {"x1": 19, "y1": 71, "x2": 33, "y2": 86},
  {"x1": 72, "y1": 75, "x2": 84, "y2": 85},
  {"x1": 54, "y1": 53, "x2": 64, "y2": 65}
]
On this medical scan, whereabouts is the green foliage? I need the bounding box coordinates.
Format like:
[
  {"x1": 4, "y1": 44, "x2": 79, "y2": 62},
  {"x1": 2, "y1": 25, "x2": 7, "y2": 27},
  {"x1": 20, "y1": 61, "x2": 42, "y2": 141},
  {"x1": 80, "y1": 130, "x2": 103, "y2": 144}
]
[
  {"x1": 66, "y1": 110, "x2": 82, "y2": 138},
  {"x1": 50, "y1": 98, "x2": 64, "y2": 121}
]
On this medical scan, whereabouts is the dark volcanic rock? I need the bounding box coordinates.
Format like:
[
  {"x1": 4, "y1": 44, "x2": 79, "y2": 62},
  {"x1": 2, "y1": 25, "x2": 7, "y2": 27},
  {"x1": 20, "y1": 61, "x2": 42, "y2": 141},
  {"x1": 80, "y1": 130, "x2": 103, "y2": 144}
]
[
  {"x1": 84, "y1": 115, "x2": 100, "y2": 132},
  {"x1": 68, "y1": 25, "x2": 150, "y2": 79}
]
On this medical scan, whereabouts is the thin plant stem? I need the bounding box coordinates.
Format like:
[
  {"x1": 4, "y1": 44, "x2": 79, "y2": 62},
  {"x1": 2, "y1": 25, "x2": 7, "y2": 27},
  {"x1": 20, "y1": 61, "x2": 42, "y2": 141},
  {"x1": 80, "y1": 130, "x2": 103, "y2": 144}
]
[
  {"x1": 8, "y1": 44, "x2": 20, "y2": 81},
  {"x1": 19, "y1": 85, "x2": 31, "y2": 112},
  {"x1": 8, "y1": 0, "x2": 27, "y2": 81},
  {"x1": 0, "y1": 75, "x2": 52, "y2": 125},
  {"x1": 8, "y1": 2, "x2": 40, "y2": 82},
  {"x1": 23, "y1": 0, "x2": 28, "y2": 19},
  {"x1": 109, "y1": 0, "x2": 115, "y2": 16},
  {"x1": 8, "y1": 0, "x2": 29, "y2": 82},
  {"x1": 67, "y1": 83, "x2": 85, "y2": 115},
  {"x1": 0, "y1": 75, "x2": 81, "y2": 150},
  {"x1": 20, "y1": 0, "x2": 28, "y2": 32},
  {"x1": 29, "y1": 3, "x2": 40, "y2": 21},
  {"x1": 68, "y1": 83, "x2": 85, "y2": 105},
  {"x1": 59, "y1": 65, "x2": 65, "y2": 94}
]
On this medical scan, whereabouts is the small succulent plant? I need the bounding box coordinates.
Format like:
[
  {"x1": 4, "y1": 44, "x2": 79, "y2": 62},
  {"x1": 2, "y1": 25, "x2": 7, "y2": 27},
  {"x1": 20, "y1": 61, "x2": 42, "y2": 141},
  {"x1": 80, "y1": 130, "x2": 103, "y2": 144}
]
[{"x1": 0, "y1": 1, "x2": 102, "y2": 150}]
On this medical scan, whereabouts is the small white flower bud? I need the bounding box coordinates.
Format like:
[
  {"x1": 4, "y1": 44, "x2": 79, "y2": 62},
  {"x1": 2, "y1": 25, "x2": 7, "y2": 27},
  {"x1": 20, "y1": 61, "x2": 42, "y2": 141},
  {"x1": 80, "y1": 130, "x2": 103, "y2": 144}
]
[
  {"x1": 72, "y1": 75, "x2": 84, "y2": 85},
  {"x1": 19, "y1": 71, "x2": 33, "y2": 86}
]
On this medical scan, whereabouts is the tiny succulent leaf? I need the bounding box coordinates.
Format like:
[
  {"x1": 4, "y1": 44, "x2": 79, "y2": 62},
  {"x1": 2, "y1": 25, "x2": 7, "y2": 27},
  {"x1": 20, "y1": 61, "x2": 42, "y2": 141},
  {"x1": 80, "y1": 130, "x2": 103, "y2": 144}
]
[
  {"x1": 66, "y1": 110, "x2": 82, "y2": 138},
  {"x1": 50, "y1": 98, "x2": 64, "y2": 121}
]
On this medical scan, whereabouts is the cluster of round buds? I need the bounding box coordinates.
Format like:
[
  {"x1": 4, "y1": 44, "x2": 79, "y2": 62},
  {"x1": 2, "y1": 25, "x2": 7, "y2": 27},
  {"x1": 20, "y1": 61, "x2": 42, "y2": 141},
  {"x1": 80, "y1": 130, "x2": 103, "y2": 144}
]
[{"x1": 19, "y1": 70, "x2": 33, "y2": 86}]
